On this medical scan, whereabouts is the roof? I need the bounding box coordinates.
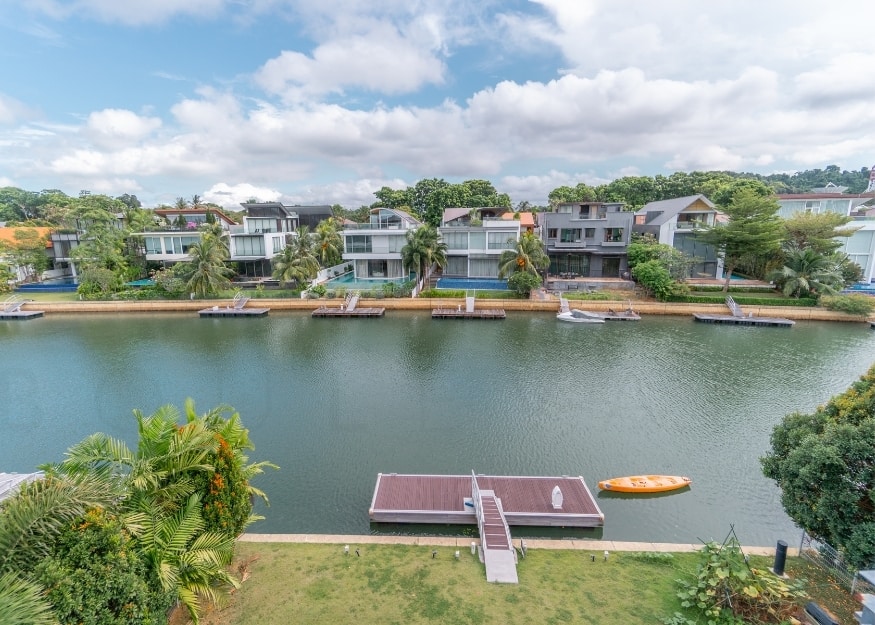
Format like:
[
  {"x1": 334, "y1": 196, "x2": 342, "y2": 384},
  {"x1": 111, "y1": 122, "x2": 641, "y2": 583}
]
[
  {"x1": 153, "y1": 208, "x2": 237, "y2": 225},
  {"x1": 0, "y1": 472, "x2": 44, "y2": 503},
  {"x1": 0, "y1": 226, "x2": 53, "y2": 248},
  {"x1": 634, "y1": 195, "x2": 717, "y2": 227},
  {"x1": 501, "y1": 212, "x2": 535, "y2": 228},
  {"x1": 441, "y1": 207, "x2": 470, "y2": 224},
  {"x1": 370, "y1": 206, "x2": 422, "y2": 226}
]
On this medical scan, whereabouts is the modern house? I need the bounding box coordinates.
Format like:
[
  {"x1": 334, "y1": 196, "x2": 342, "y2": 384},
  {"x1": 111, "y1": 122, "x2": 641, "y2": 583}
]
[
  {"x1": 439, "y1": 207, "x2": 522, "y2": 278},
  {"x1": 0, "y1": 226, "x2": 53, "y2": 282},
  {"x1": 633, "y1": 194, "x2": 723, "y2": 278},
  {"x1": 541, "y1": 201, "x2": 633, "y2": 278},
  {"x1": 141, "y1": 207, "x2": 237, "y2": 266},
  {"x1": 228, "y1": 202, "x2": 332, "y2": 277},
  {"x1": 341, "y1": 207, "x2": 421, "y2": 281},
  {"x1": 775, "y1": 187, "x2": 875, "y2": 283}
]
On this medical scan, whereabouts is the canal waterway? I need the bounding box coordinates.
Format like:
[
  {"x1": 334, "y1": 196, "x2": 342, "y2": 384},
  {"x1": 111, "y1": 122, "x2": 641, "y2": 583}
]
[{"x1": 2, "y1": 312, "x2": 873, "y2": 546}]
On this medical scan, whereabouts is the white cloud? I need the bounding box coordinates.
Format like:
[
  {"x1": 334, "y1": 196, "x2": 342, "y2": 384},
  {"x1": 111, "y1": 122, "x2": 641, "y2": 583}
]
[
  {"x1": 27, "y1": 0, "x2": 227, "y2": 25},
  {"x1": 255, "y1": 24, "x2": 445, "y2": 100},
  {"x1": 85, "y1": 109, "x2": 162, "y2": 149},
  {"x1": 203, "y1": 182, "x2": 282, "y2": 208},
  {"x1": 0, "y1": 94, "x2": 35, "y2": 125},
  {"x1": 280, "y1": 177, "x2": 409, "y2": 208}
]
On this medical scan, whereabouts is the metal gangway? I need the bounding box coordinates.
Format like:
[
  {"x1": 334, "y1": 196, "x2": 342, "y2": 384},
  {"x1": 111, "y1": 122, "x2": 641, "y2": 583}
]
[
  {"x1": 471, "y1": 472, "x2": 518, "y2": 583},
  {"x1": 725, "y1": 295, "x2": 744, "y2": 318},
  {"x1": 3, "y1": 295, "x2": 26, "y2": 313},
  {"x1": 344, "y1": 291, "x2": 360, "y2": 312}
]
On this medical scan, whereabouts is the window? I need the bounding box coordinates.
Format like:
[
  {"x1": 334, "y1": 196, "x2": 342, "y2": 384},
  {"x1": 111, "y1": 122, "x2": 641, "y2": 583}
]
[
  {"x1": 272, "y1": 237, "x2": 284, "y2": 254},
  {"x1": 346, "y1": 235, "x2": 372, "y2": 253},
  {"x1": 469, "y1": 231, "x2": 486, "y2": 250},
  {"x1": 144, "y1": 236, "x2": 161, "y2": 254},
  {"x1": 442, "y1": 231, "x2": 468, "y2": 250},
  {"x1": 248, "y1": 218, "x2": 276, "y2": 233},
  {"x1": 234, "y1": 236, "x2": 265, "y2": 256},
  {"x1": 388, "y1": 235, "x2": 405, "y2": 253},
  {"x1": 487, "y1": 232, "x2": 515, "y2": 250},
  {"x1": 584, "y1": 228, "x2": 595, "y2": 238},
  {"x1": 367, "y1": 260, "x2": 387, "y2": 277},
  {"x1": 547, "y1": 228, "x2": 557, "y2": 239},
  {"x1": 560, "y1": 228, "x2": 581, "y2": 243},
  {"x1": 604, "y1": 228, "x2": 624, "y2": 243}
]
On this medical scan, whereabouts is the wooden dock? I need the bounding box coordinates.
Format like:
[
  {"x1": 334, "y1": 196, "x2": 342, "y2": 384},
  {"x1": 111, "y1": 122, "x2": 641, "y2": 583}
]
[
  {"x1": 594, "y1": 310, "x2": 640, "y2": 322},
  {"x1": 198, "y1": 306, "x2": 269, "y2": 317},
  {"x1": 311, "y1": 307, "x2": 385, "y2": 317},
  {"x1": 693, "y1": 313, "x2": 794, "y2": 327},
  {"x1": 369, "y1": 473, "x2": 604, "y2": 527},
  {"x1": 432, "y1": 308, "x2": 506, "y2": 320}
]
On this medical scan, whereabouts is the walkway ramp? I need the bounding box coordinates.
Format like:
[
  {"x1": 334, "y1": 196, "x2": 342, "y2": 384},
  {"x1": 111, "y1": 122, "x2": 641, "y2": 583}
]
[{"x1": 473, "y1": 473, "x2": 518, "y2": 584}]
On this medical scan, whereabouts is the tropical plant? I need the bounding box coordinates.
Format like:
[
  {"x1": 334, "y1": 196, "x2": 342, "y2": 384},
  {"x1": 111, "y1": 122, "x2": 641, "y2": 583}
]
[
  {"x1": 497, "y1": 232, "x2": 548, "y2": 279},
  {"x1": 177, "y1": 236, "x2": 235, "y2": 298},
  {"x1": 631, "y1": 260, "x2": 675, "y2": 301},
  {"x1": 314, "y1": 218, "x2": 343, "y2": 267},
  {"x1": 782, "y1": 211, "x2": 859, "y2": 255},
  {"x1": 0, "y1": 571, "x2": 57, "y2": 625},
  {"x1": 766, "y1": 247, "x2": 843, "y2": 298},
  {"x1": 401, "y1": 225, "x2": 447, "y2": 284},
  {"x1": 673, "y1": 537, "x2": 807, "y2": 624},
  {"x1": 507, "y1": 270, "x2": 542, "y2": 296},
  {"x1": 627, "y1": 235, "x2": 698, "y2": 280},
  {"x1": 272, "y1": 227, "x2": 320, "y2": 288},
  {"x1": 127, "y1": 493, "x2": 238, "y2": 624}
]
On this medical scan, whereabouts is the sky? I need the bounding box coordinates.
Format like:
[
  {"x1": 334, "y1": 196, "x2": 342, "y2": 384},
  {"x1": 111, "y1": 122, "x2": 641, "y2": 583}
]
[{"x1": 1, "y1": 0, "x2": 874, "y2": 210}]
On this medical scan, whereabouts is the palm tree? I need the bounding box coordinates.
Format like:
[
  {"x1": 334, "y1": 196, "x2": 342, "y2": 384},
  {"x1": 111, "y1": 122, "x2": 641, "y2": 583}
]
[
  {"x1": 767, "y1": 247, "x2": 844, "y2": 298},
  {"x1": 127, "y1": 493, "x2": 238, "y2": 624},
  {"x1": 314, "y1": 218, "x2": 343, "y2": 267},
  {"x1": 174, "y1": 197, "x2": 189, "y2": 210},
  {"x1": 401, "y1": 225, "x2": 447, "y2": 284},
  {"x1": 0, "y1": 572, "x2": 57, "y2": 625},
  {"x1": 190, "y1": 194, "x2": 203, "y2": 209},
  {"x1": 272, "y1": 227, "x2": 320, "y2": 288},
  {"x1": 498, "y1": 232, "x2": 549, "y2": 279},
  {"x1": 178, "y1": 236, "x2": 235, "y2": 298}
]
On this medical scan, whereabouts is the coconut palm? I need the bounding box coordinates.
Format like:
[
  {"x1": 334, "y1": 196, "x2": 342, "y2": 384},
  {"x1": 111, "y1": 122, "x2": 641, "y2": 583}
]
[
  {"x1": 401, "y1": 225, "x2": 447, "y2": 284},
  {"x1": 314, "y1": 218, "x2": 343, "y2": 267},
  {"x1": 272, "y1": 227, "x2": 320, "y2": 288},
  {"x1": 767, "y1": 247, "x2": 844, "y2": 298},
  {"x1": 0, "y1": 572, "x2": 57, "y2": 625},
  {"x1": 178, "y1": 236, "x2": 235, "y2": 298},
  {"x1": 498, "y1": 232, "x2": 549, "y2": 279}
]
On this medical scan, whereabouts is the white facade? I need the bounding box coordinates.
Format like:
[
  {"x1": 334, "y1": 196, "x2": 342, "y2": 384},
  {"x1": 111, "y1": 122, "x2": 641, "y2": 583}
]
[{"x1": 342, "y1": 208, "x2": 421, "y2": 280}]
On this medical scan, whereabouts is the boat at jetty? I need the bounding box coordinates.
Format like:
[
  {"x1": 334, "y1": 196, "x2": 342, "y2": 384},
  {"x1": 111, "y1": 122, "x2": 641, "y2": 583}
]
[
  {"x1": 597, "y1": 475, "x2": 691, "y2": 493},
  {"x1": 556, "y1": 308, "x2": 605, "y2": 323}
]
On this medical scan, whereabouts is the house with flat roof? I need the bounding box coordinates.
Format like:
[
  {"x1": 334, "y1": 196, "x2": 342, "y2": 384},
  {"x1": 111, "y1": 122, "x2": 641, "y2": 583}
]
[
  {"x1": 0, "y1": 226, "x2": 53, "y2": 282},
  {"x1": 541, "y1": 201, "x2": 633, "y2": 278},
  {"x1": 136, "y1": 207, "x2": 237, "y2": 266},
  {"x1": 341, "y1": 208, "x2": 421, "y2": 281},
  {"x1": 776, "y1": 189, "x2": 875, "y2": 283},
  {"x1": 633, "y1": 194, "x2": 723, "y2": 278},
  {"x1": 439, "y1": 207, "x2": 522, "y2": 278},
  {"x1": 228, "y1": 203, "x2": 332, "y2": 277}
]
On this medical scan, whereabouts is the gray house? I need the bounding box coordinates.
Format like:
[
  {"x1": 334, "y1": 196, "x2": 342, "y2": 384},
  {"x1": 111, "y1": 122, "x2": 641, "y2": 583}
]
[
  {"x1": 632, "y1": 195, "x2": 722, "y2": 278},
  {"x1": 541, "y1": 202, "x2": 633, "y2": 278}
]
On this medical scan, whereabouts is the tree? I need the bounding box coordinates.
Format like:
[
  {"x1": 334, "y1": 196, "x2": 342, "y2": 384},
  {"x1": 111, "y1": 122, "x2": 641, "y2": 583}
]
[
  {"x1": 400, "y1": 225, "x2": 447, "y2": 284},
  {"x1": 696, "y1": 188, "x2": 784, "y2": 291},
  {"x1": 174, "y1": 197, "x2": 189, "y2": 210},
  {"x1": 498, "y1": 232, "x2": 548, "y2": 279},
  {"x1": 762, "y1": 363, "x2": 875, "y2": 568},
  {"x1": 272, "y1": 227, "x2": 320, "y2": 288},
  {"x1": 0, "y1": 571, "x2": 57, "y2": 625},
  {"x1": 178, "y1": 236, "x2": 234, "y2": 298},
  {"x1": 782, "y1": 212, "x2": 860, "y2": 255},
  {"x1": 548, "y1": 183, "x2": 597, "y2": 206},
  {"x1": 68, "y1": 194, "x2": 129, "y2": 275},
  {"x1": 314, "y1": 218, "x2": 343, "y2": 267},
  {"x1": 766, "y1": 247, "x2": 844, "y2": 298},
  {"x1": 3, "y1": 228, "x2": 50, "y2": 282},
  {"x1": 507, "y1": 270, "x2": 542, "y2": 296},
  {"x1": 190, "y1": 195, "x2": 203, "y2": 209},
  {"x1": 627, "y1": 235, "x2": 698, "y2": 280},
  {"x1": 631, "y1": 260, "x2": 675, "y2": 301}
]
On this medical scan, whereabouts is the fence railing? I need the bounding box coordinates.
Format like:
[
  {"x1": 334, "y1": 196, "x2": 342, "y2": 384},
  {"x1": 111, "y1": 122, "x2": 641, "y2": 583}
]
[{"x1": 799, "y1": 530, "x2": 875, "y2": 594}]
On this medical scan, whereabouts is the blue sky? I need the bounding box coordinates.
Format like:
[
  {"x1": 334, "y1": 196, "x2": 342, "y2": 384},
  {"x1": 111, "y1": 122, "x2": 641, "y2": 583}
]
[{"x1": 1, "y1": 0, "x2": 873, "y2": 209}]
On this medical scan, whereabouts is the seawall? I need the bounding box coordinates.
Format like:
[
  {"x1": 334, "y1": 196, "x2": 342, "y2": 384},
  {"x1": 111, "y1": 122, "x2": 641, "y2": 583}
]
[{"x1": 20, "y1": 297, "x2": 873, "y2": 323}]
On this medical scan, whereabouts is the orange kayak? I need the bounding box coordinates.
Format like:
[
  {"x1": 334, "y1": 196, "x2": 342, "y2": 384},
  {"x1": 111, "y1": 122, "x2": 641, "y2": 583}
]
[{"x1": 597, "y1": 475, "x2": 691, "y2": 493}]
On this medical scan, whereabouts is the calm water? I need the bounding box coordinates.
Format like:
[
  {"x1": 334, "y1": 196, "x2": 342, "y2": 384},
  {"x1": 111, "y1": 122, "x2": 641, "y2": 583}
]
[{"x1": 2, "y1": 312, "x2": 873, "y2": 546}]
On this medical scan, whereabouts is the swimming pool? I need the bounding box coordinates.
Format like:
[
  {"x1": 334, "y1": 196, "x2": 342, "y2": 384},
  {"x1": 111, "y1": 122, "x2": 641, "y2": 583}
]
[
  {"x1": 323, "y1": 273, "x2": 410, "y2": 290},
  {"x1": 15, "y1": 277, "x2": 79, "y2": 292},
  {"x1": 435, "y1": 277, "x2": 510, "y2": 291}
]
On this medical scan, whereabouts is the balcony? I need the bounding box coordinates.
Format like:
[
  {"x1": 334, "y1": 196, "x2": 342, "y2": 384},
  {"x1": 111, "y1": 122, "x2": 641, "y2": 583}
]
[{"x1": 343, "y1": 222, "x2": 415, "y2": 231}]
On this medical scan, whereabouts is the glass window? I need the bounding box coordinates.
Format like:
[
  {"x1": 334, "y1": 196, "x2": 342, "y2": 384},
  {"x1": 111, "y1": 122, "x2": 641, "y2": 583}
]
[
  {"x1": 272, "y1": 237, "x2": 284, "y2": 254},
  {"x1": 388, "y1": 235, "x2": 405, "y2": 253},
  {"x1": 560, "y1": 228, "x2": 581, "y2": 243},
  {"x1": 235, "y1": 236, "x2": 265, "y2": 256},
  {"x1": 469, "y1": 232, "x2": 486, "y2": 250},
  {"x1": 442, "y1": 231, "x2": 468, "y2": 250},
  {"x1": 248, "y1": 218, "x2": 275, "y2": 233},
  {"x1": 367, "y1": 260, "x2": 387, "y2": 277},
  {"x1": 145, "y1": 237, "x2": 161, "y2": 254},
  {"x1": 547, "y1": 228, "x2": 557, "y2": 239},
  {"x1": 584, "y1": 228, "x2": 595, "y2": 238},
  {"x1": 346, "y1": 235, "x2": 372, "y2": 253},
  {"x1": 487, "y1": 232, "x2": 515, "y2": 250},
  {"x1": 445, "y1": 256, "x2": 467, "y2": 276},
  {"x1": 604, "y1": 228, "x2": 624, "y2": 243}
]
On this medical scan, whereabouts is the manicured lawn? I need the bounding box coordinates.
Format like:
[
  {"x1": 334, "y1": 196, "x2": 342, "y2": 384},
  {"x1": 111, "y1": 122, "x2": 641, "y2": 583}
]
[
  {"x1": 181, "y1": 544, "x2": 856, "y2": 625},
  {"x1": 9, "y1": 290, "x2": 81, "y2": 302}
]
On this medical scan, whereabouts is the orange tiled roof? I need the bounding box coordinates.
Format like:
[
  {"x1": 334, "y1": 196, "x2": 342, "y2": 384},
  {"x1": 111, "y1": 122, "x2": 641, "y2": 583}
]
[
  {"x1": 501, "y1": 212, "x2": 535, "y2": 227},
  {"x1": 0, "y1": 227, "x2": 53, "y2": 248}
]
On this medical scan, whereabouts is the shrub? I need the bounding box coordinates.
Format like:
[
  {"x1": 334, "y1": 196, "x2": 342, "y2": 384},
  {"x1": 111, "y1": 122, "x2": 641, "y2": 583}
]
[
  {"x1": 631, "y1": 260, "x2": 675, "y2": 301},
  {"x1": 507, "y1": 271, "x2": 542, "y2": 296},
  {"x1": 381, "y1": 282, "x2": 396, "y2": 297},
  {"x1": 666, "y1": 294, "x2": 817, "y2": 306},
  {"x1": 309, "y1": 284, "x2": 326, "y2": 297},
  {"x1": 820, "y1": 294, "x2": 875, "y2": 317},
  {"x1": 325, "y1": 290, "x2": 336, "y2": 299}
]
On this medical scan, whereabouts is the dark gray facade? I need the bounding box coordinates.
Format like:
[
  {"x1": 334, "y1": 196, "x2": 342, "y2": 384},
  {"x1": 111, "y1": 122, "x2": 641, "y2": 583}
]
[{"x1": 541, "y1": 202, "x2": 633, "y2": 278}]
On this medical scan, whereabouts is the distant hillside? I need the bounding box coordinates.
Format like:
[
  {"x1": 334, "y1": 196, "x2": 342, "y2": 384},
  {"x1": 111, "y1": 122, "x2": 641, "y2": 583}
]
[{"x1": 733, "y1": 165, "x2": 872, "y2": 194}]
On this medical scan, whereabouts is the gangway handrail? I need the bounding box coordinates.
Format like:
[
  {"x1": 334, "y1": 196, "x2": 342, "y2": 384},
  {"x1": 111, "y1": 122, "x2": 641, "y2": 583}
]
[{"x1": 726, "y1": 295, "x2": 743, "y2": 317}]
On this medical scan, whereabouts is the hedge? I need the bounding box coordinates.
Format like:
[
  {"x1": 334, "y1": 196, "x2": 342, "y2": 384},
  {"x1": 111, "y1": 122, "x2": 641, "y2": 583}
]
[
  {"x1": 666, "y1": 294, "x2": 818, "y2": 306},
  {"x1": 686, "y1": 285, "x2": 777, "y2": 293}
]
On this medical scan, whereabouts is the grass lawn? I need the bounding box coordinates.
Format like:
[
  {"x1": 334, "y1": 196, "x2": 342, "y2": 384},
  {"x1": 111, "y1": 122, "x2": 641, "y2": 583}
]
[
  {"x1": 10, "y1": 290, "x2": 81, "y2": 302},
  {"x1": 181, "y1": 544, "x2": 859, "y2": 625}
]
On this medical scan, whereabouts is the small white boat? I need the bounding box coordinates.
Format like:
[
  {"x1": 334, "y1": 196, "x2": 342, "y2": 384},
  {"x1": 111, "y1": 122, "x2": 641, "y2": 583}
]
[{"x1": 556, "y1": 309, "x2": 605, "y2": 323}]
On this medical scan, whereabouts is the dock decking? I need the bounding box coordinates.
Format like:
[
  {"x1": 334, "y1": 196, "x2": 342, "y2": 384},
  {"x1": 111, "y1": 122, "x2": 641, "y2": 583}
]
[
  {"x1": 431, "y1": 308, "x2": 506, "y2": 319},
  {"x1": 312, "y1": 307, "x2": 385, "y2": 317},
  {"x1": 693, "y1": 313, "x2": 794, "y2": 327},
  {"x1": 369, "y1": 473, "x2": 604, "y2": 527},
  {"x1": 0, "y1": 310, "x2": 44, "y2": 320},
  {"x1": 198, "y1": 306, "x2": 269, "y2": 317},
  {"x1": 593, "y1": 310, "x2": 640, "y2": 321}
]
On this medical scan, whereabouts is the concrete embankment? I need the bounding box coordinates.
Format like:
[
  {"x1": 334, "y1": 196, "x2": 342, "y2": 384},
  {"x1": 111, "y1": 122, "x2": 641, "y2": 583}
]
[
  {"x1": 238, "y1": 532, "x2": 791, "y2": 557},
  {"x1": 20, "y1": 297, "x2": 872, "y2": 323}
]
